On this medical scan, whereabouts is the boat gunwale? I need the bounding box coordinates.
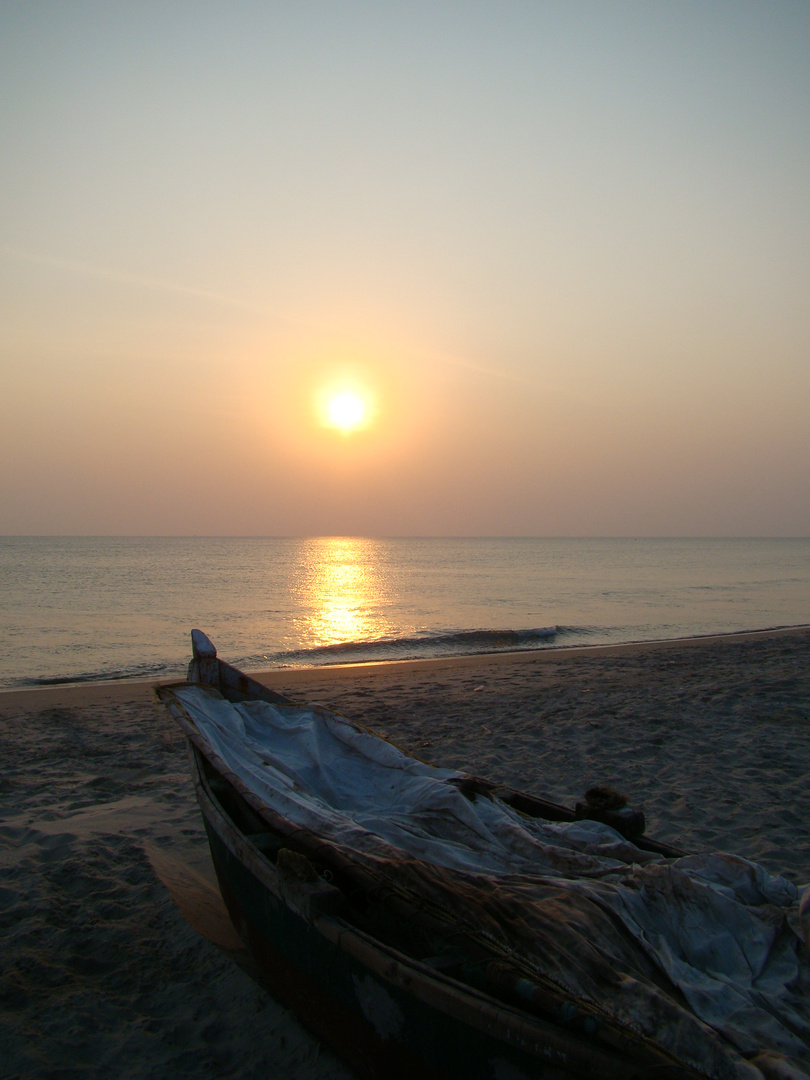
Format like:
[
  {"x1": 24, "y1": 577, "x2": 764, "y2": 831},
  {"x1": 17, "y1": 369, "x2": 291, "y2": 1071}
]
[{"x1": 156, "y1": 672, "x2": 683, "y2": 859}]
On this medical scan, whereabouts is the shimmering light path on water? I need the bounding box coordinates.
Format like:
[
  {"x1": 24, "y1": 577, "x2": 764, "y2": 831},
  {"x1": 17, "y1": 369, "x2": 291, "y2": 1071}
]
[{"x1": 0, "y1": 537, "x2": 808, "y2": 688}]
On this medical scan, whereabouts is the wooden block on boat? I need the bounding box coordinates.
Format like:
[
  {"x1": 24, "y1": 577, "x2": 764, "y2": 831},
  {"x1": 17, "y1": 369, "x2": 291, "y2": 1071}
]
[{"x1": 574, "y1": 804, "x2": 646, "y2": 840}]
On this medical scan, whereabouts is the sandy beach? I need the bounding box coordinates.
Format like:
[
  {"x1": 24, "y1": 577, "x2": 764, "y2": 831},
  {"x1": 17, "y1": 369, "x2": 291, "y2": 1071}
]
[{"x1": 2, "y1": 627, "x2": 809, "y2": 1079}]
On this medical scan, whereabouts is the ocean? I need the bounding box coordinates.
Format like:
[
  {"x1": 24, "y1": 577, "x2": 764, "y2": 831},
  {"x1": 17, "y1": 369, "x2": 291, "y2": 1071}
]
[{"x1": 0, "y1": 536, "x2": 808, "y2": 689}]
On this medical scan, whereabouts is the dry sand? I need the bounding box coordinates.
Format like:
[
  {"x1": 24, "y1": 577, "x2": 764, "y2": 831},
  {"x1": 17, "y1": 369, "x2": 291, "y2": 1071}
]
[{"x1": 1, "y1": 628, "x2": 809, "y2": 1079}]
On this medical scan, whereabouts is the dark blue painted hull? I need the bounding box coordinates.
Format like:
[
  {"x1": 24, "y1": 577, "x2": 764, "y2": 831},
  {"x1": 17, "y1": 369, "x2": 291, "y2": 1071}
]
[{"x1": 194, "y1": 761, "x2": 666, "y2": 1080}]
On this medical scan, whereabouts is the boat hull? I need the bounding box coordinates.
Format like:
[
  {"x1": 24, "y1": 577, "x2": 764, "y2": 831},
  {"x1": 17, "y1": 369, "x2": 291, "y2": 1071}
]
[
  {"x1": 193, "y1": 756, "x2": 632, "y2": 1080},
  {"x1": 155, "y1": 633, "x2": 697, "y2": 1080}
]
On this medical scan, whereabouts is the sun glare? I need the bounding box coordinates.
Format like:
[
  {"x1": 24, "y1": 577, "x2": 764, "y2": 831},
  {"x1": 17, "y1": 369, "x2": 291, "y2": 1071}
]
[{"x1": 325, "y1": 391, "x2": 367, "y2": 433}]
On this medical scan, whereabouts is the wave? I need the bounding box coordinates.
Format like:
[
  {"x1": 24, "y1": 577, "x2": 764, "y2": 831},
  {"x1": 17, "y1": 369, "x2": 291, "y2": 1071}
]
[
  {"x1": 4, "y1": 625, "x2": 609, "y2": 689},
  {"x1": 12, "y1": 660, "x2": 185, "y2": 689},
  {"x1": 263, "y1": 625, "x2": 566, "y2": 667},
  {"x1": 3, "y1": 627, "x2": 570, "y2": 688}
]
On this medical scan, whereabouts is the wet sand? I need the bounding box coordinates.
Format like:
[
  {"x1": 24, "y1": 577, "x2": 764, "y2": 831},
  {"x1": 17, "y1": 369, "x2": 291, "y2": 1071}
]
[{"x1": 1, "y1": 628, "x2": 809, "y2": 1078}]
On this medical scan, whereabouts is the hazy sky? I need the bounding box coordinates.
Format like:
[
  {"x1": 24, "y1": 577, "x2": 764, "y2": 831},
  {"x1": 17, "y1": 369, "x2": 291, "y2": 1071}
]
[{"x1": 2, "y1": 1, "x2": 809, "y2": 536}]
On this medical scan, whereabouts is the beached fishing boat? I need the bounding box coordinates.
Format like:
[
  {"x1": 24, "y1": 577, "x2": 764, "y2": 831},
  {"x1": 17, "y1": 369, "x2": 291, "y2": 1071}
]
[{"x1": 156, "y1": 631, "x2": 810, "y2": 1080}]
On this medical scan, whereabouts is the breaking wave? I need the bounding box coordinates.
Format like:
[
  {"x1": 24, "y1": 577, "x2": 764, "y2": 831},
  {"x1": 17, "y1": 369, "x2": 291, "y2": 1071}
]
[{"x1": 264, "y1": 625, "x2": 565, "y2": 667}]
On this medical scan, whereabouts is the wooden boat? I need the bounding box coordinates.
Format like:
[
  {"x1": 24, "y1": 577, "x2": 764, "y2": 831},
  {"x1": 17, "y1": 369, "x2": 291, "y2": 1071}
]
[{"x1": 156, "y1": 631, "x2": 809, "y2": 1080}]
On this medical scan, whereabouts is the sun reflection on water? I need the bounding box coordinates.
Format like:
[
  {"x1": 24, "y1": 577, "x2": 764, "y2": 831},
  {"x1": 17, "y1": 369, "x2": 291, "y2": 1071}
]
[{"x1": 294, "y1": 537, "x2": 393, "y2": 650}]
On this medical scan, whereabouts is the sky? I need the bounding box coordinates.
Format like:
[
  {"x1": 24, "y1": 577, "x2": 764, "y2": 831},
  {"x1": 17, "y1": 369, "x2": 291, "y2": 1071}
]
[{"x1": 1, "y1": 1, "x2": 809, "y2": 537}]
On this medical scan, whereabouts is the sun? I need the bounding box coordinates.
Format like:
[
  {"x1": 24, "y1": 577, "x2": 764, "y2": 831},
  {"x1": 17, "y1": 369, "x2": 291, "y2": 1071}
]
[{"x1": 325, "y1": 390, "x2": 367, "y2": 433}]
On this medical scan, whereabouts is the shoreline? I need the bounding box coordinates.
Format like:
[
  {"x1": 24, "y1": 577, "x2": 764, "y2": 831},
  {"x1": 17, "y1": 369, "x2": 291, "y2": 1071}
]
[{"x1": 1, "y1": 623, "x2": 808, "y2": 710}]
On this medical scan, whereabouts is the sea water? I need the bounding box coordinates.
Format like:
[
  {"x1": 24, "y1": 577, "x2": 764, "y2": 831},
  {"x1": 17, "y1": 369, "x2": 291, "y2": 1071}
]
[{"x1": 0, "y1": 536, "x2": 808, "y2": 688}]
